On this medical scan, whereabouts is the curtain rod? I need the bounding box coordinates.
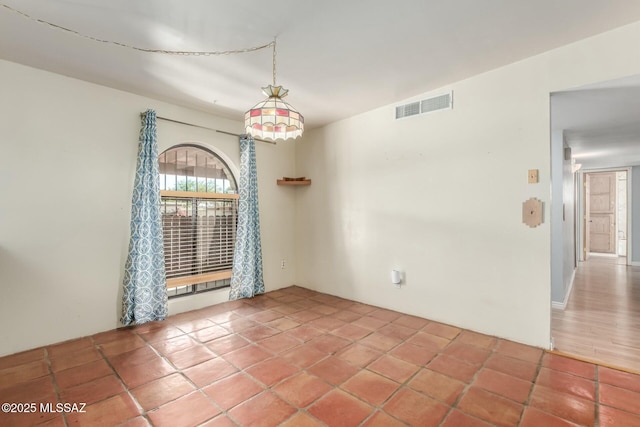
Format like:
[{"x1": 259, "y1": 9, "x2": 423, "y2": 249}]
[{"x1": 140, "y1": 113, "x2": 277, "y2": 145}]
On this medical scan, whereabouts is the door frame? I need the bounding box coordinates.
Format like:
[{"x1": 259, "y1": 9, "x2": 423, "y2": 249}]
[{"x1": 577, "y1": 167, "x2": 633, "y2": 264}]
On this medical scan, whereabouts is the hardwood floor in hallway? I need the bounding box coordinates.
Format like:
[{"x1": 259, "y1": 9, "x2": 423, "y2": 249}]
[{"x1": 552, "y1": 255, "x2": 640, "y2": 373}]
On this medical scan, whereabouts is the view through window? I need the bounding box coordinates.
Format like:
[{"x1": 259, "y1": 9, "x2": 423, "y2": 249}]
[{"x1": 158, "y1": 145, "x2": 238, "y2": 298}]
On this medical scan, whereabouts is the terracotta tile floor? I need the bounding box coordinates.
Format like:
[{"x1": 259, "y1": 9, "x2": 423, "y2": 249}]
[{"x1": 1, "y1": 286, "x2": 640, "y2": 427}]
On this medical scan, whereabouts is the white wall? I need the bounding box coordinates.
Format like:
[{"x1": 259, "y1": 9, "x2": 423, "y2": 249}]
[
  {"x1": 295, "y1": 21, "x2": 640, "y2": 348},
  {"x1": 0, "y1": 60, "x2": 297, "y2": 356},
  {"x1": 550, "y1": 130, "x2": 565, "y2": 303},
  {"x1": 633, "y1": 166, "x2": 640, "y2": 264},
  {"x1": 4, "y1": 21, "x2": 640, "y2": 356},
  {"x1": 551, "y1": 131, "x2": 577, "y2": 307},
  {"x1": 561, "y1": 143, "x2": 576, "y2": 301}
]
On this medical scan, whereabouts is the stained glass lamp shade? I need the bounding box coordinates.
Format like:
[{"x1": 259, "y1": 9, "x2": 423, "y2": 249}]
[{"x1": 244, "y1": 85, "x2": 304, "y2": 141}]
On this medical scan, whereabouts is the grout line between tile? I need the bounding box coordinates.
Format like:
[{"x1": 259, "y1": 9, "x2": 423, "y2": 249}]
[
  {"x1": 130, "y1": 327, "x2": 232, "y2": 426},
  {"x1": 91, "y1": 335, "x2": 147, "y2": 425},
  {"x1": 523, "y1": 347, "x2": 545, "y2": 406},
  {"x1": 513, "y1": 350, "x2": 544, "y2": 427},
  {"x1": 436, "y1": 335, "x2": 494, "y2": 427},
  {"x1": 44, "y1": 347, "x2": 71, "y2": 427},
  {"x1": 7, "y1": 286, "x2": 635, "y2": 427},
  {"x1": 594, "y1": 365, "x2": 600, "y2": 427}
]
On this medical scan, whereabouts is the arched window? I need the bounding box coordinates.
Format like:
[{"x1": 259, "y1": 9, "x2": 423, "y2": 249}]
[{"x1": 158, "y1": 145, "x2": 238, "y2": 298}]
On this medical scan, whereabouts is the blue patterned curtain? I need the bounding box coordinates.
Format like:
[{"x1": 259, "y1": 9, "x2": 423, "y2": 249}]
[
  {"x1": 229, "y1": 135, "x2": 265, "y2": 300},
  {"x1": 121, "y1": 110, "x2": 168, "y2": 325}
]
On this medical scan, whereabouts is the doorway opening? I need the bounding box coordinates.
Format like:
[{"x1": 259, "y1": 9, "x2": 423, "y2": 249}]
[
  {"x1": 549, "y1": 75, "x2": 640, "y2": 373},
  {"x1": 582, "y1": 170, "x2": 629, "y2": 261}
]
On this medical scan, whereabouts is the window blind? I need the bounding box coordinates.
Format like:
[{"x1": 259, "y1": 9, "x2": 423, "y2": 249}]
[{"x1": 161, "y1": 196, "x2": 237, "y2": 285}]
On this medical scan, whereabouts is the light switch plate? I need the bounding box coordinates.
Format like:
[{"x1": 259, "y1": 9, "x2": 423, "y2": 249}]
[{"x1": 528, "y1": 169, "x2": 539, "y2": 183}]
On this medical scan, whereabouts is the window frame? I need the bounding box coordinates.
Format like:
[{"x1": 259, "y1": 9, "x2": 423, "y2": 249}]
[{"x1": 158, "y1": 144, "x2": 238, "y2": 296}]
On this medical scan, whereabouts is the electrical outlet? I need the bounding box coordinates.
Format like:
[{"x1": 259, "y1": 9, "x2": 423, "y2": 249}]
[{"x1": 281, "y1": 259, "x2": 286, "y2": 269}]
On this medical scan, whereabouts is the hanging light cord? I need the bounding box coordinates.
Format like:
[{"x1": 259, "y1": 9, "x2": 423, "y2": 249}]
[
  {"x1": 272, "y1": 38, "x2": 277, "y2": 86},
  {"x1": 1, "y1": 3, "x2": 275, "y2": 56}
]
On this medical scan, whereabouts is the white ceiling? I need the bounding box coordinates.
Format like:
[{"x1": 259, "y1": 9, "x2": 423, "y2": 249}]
[
  {"x1": 3, "y1": 0, "x2": 640, "y2": 140},
  {"x1": 552, "y1": 74, "x2": 640, "y2": 170}
]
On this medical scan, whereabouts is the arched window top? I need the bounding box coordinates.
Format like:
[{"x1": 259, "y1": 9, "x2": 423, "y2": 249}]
[{"x1": 159, "y1": 144, "x2": 237, "y2": 194}]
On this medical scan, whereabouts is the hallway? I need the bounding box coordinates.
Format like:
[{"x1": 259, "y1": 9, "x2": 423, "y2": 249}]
[{"x1": 552, "y1": 255, "x2": 640, "y2": 373}]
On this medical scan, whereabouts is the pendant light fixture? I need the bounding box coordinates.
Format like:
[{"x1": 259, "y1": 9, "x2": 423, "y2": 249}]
[{"x1": 244, "y1": 39, "x2": 304, "y2": 141}]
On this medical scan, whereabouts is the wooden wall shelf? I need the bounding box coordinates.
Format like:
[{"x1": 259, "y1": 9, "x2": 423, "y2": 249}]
[{"x1": 277, "y1": 179, "x2": 311, "y2": 186}]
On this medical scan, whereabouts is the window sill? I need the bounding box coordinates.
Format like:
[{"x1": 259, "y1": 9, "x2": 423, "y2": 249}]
[{"x1": 166, "y1": 270, "x2": 232, "y2": 289}]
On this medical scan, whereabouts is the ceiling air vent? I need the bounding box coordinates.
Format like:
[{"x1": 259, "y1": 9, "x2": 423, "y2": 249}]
[{"x1": 395, "y1": 91, "x2": 453, "y2": 120}]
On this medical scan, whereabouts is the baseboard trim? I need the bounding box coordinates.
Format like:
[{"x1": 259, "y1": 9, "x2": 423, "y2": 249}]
[
  {"x1": 551, "y1": 269, "x2": 576, "y2": 311},
  {"x1": 630, "y1": 261, "x2": 640, "y2": 267},
  {"x1": 588, "y1": 252, "x2": 618, "y2": 258}
]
